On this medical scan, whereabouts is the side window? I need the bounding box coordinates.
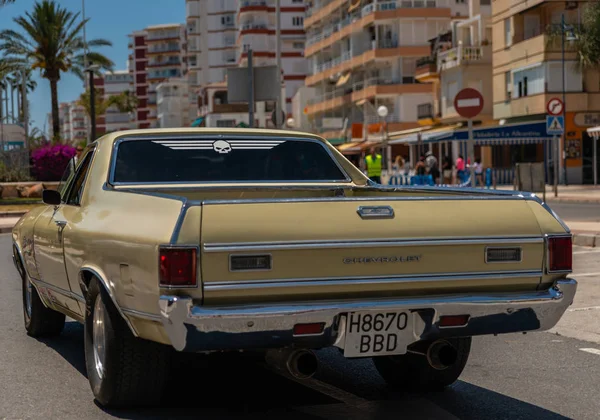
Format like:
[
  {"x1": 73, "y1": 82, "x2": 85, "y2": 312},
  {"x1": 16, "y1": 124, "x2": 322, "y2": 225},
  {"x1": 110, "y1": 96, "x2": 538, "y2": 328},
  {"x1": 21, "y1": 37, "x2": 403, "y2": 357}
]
[{"x1": 66, "y1": 150, "x2": 94, "y2": 206}]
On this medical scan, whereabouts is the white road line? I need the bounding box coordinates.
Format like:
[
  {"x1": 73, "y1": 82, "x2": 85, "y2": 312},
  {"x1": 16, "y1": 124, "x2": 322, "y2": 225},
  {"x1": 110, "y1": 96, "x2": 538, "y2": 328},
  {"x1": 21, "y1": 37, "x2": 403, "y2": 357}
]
[
  {"x1": 568, "y1": 306, "x2": 600, "y2": 312},
  {"x1": 580, "y1": 348, "x2": 600, "y2": 356},
  {"x1": 572, "y1": 272, "x2": 600, "y2": 277}
]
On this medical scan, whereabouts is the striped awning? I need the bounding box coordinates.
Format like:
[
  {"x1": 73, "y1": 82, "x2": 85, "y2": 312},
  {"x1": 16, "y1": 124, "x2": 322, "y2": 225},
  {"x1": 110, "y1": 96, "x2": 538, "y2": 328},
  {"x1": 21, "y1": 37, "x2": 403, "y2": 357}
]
[{"x1": 587, "y1": 126, "x2": 600, "y2": 139}]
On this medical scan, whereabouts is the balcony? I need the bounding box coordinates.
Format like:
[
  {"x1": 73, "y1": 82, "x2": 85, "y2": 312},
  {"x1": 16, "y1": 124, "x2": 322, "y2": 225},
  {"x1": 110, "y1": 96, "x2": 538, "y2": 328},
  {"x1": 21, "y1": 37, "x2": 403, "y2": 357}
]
[
  {"x1": 417, "y1": 103, "x2": 433, "y2": 119},
  {"x1": 437, "y1": 45, "x2": 490, "y2": 71},
  {"x1": 415, "y1": 57, "x2": 438, "y2": 82}
]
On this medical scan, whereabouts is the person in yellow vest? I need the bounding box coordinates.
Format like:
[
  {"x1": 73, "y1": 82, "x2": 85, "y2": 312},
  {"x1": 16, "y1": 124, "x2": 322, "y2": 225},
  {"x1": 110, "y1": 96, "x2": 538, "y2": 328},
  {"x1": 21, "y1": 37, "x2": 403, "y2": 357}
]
[{"x1": 365, "y1": 147, "x2": 383, "y2": 184}]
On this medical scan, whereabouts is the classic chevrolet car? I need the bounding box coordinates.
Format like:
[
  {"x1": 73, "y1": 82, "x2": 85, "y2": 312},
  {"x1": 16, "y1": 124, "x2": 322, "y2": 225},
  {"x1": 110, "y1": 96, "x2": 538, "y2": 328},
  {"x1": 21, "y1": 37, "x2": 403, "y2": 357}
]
[{"x1": 12, "y1": 128, "x2": 576, "y2": 407}]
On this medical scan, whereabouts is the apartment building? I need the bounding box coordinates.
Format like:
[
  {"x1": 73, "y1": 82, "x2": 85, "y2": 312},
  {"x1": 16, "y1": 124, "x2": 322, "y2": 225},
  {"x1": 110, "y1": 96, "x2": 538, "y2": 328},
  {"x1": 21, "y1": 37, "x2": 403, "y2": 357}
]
[
  {"x1": 303, "y1": 0, "x2": 468, "y2": 155},
  {"x1": 128, "y1": 24, "x2": 187, "y2": 129},
  {"x1": 186, "y1": 0, "x2": 308, "y2": 127},
  {"x1": 492, "y1": 0, "x2": 600, "y2": 184},
  {"x1": 49, "y1": 102, "x2": 89, "y2": 145},
  {"x1": 102, "y1": 70, "x2": 135, "y2": 133},
  {"x1": 157, "y1": 78, "x2": 191, "y2": 127},
  {"x1": 237, "y1": 0, "x2": 308, "y2": 115}
]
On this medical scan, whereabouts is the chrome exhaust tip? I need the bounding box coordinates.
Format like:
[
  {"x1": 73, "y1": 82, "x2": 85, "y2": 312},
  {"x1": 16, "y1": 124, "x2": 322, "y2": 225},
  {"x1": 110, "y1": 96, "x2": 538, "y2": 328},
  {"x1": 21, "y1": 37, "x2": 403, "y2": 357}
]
[
  {"x1": 426, "y1": 339, "x2": 458, "y2": 370},
  {"x1": 265, "y1": 348, "x2": 318, "y2": 380}
]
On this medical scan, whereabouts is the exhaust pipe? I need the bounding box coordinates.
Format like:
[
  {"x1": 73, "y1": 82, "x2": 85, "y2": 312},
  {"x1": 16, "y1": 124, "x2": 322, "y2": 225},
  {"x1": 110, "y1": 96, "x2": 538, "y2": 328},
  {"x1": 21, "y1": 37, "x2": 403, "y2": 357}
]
[
  {"x1": 426, "y1": 339, "x2": 458, "y2": 370},
  {"x1": 265, "y1": 348, "x2": 318, "y2": 380}
]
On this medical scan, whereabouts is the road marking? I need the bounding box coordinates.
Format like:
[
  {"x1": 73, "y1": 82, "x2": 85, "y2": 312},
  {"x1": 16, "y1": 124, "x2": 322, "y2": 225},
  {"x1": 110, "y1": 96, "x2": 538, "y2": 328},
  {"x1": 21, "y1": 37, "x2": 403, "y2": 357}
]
[
  {"x1": 568, "y1": 306, "x2": 600, "y2": 312},
  {"x1": 572, "y1": 272, "x2": 600, "y2": 277},
  {"x1": 580, "y1": 348, "x2": 600, "y2": 356},
  {"x1": 574, "y1": 250, "x2": 600, "y2": 255}
]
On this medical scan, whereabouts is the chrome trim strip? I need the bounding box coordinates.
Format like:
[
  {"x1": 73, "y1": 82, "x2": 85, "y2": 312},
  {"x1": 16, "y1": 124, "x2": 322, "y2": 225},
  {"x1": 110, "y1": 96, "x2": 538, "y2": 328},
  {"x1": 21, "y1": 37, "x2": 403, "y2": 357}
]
[
  {"x1": 31, "y1": 278, "x2": 86, "y2": 303},
  {"x1": 122, "y1": 308, "x2": 162, "y2": 322},
  {"x1": 200, "y1": 194, "x2": 525, "y2": 206},
  {"x1": 204, "y1": 270, "x2": 544, "y2": 291},
  {"x1": 170, "y1": 202, "x2": 191, "y2": 244},
  {"x1": 107, "y1": 135, "x2": 352, "y2": 186},
  {"x1": 203, "y1": 236, "x2": 544, "y2": 253},
  {"x1": 528, "y1": 193, "x2": 571, "y2": 233},
  {"x1": 80, "y1": 267, "x2": 140, "y2": 337},
  {"x1": 484, "y1": 246, "x2": 523, "y2": 264}
]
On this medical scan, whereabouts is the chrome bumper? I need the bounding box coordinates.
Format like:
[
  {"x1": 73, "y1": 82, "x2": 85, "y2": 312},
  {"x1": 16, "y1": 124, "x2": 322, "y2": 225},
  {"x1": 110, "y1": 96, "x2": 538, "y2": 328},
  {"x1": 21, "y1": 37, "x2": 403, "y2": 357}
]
[{"x1": 158, "y1": 279, "x2": 577, "y2": 353}]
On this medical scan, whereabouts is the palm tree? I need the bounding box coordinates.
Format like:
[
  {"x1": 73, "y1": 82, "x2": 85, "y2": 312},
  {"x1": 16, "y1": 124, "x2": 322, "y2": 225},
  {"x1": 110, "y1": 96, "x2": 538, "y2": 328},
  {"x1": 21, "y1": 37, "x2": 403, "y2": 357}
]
[
  {"x1": 0, "y1": 0, "x2": 114, "y2": 142},
  {"x1": 77, "y1": 88, "x2": 113, "y2": 118},
  {"x1": 111, "y1": 90, "x2": 139, "y2": 114},
  {"x1": 0, "y1": 0, "x2": 16, "y2": 5},
  {"x1": 546, "y1": 2, "x2": 600, "y2": 77}
]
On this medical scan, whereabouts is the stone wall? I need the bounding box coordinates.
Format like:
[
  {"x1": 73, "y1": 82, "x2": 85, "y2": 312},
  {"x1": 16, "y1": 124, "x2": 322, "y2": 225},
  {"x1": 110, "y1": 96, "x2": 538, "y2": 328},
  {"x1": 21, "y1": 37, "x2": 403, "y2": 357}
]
[{"x1": 0, "y1": 182, "x2": 60, "y2": 199}]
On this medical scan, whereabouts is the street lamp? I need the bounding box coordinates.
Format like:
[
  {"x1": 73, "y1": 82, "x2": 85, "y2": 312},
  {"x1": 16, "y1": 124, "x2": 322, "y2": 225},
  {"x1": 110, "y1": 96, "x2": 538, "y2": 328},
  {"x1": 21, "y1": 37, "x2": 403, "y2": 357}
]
[
  {"x1": 86, "y1": 63, "x2": 100, "y2": 143},
  {"x1": 377, "y1": 105, "x2": 389, "y2": 170},
  {"x1": 286, "y1": 117, "x2": 295, "y2": 129}
]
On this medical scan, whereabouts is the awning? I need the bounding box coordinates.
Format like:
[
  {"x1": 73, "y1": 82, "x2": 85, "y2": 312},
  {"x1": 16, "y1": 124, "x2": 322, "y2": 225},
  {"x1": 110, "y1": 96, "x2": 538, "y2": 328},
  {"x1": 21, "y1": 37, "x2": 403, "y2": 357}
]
[
  {"x1": 336, "y1": 72, "x2": 351, "y2": 87},
  {"x1": 587, "y1": 126, "x2": 600, "y2": 138},
  {"x1": 337, "y1": 141, "x2": 380, "y2": 154},
  {"x1": 390, "y1": 121, "x2": 554, "y2": 146},
  {"x1": 388, "y1": 126, "x2": 432, "y2": 144},
  {"x1": 191, "y1": 117, "x2": 205, "y2": 127}
]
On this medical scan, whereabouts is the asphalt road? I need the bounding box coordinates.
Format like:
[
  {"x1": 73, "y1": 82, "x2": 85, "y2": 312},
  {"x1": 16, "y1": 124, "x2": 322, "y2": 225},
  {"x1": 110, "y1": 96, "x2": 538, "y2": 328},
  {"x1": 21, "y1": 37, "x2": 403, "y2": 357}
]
[
  {"x1": 547, "y1": 202, "x2": 600, "y2": 223},
  {"x1": 1, "y1": 233, "x2": 599, "y2": 419}
]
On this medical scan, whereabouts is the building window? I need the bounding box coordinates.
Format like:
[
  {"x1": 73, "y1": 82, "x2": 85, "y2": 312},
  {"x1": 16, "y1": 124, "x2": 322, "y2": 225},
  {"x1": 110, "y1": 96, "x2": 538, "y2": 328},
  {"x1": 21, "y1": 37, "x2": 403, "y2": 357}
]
[
  {"x1": 293, "y1": 42, "x2": 304, "y2": 49},
  {"x1": 455, "y1": 0, "x2": 465, "y2": 3},
  {"x1": 504, "y1": 18, "x2": 512, "y2": 47},
  {"x1": 513, "y1": 65, "x2": 544, "y2": 98},
  {"x1": 504, "y1": 72, "x2": 511, "y2": 100},
  {"x1": 216, "y1": 119, "x2": 236, "y2": 127},
  {"x1": 292, "y1": 16, "x2": 304, "y2": 26},
  {"x1": 221, "y1": 15, "x2": 234, "y2": 26}
]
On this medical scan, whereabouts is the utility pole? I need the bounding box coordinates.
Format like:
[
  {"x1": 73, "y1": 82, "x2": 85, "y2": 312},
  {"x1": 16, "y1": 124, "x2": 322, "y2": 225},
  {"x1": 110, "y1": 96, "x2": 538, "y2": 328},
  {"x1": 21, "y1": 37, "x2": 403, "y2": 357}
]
[
  {"x1": 561, "y1": 13, "x2": 568, "y2": 186},
  {"x1": 88, "y1": 67, "x2": 97, "y2": 142},
  {"x1": 20, "y1": 69, "x2": 28, "y2": 149},
  {"x1": 275, "y1": 0, "x2": 283, "y2": 128},
  {"x1": 248, "y1": 49, "x2": 254, "y2": 128}
]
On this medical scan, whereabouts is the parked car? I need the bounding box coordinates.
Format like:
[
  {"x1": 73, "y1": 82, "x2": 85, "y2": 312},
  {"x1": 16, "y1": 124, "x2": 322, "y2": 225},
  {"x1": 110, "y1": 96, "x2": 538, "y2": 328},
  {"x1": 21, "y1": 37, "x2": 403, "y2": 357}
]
[{"x1": 11, "y1": 128, "x2": 577, "y2": 407}]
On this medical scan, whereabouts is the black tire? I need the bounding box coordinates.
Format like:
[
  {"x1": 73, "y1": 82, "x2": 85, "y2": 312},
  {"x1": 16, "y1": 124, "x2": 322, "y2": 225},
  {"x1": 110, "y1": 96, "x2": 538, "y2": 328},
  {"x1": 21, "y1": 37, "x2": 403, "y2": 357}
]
[
  {"x1": 15, "y1": 247, "x2": 65, "y2": 337},
  {"x1": 84, "y1": 277, "x2": 172, "y2": 408},
  {"x1": 373, "y1": 337, "x2": 471, "y2": 391}
]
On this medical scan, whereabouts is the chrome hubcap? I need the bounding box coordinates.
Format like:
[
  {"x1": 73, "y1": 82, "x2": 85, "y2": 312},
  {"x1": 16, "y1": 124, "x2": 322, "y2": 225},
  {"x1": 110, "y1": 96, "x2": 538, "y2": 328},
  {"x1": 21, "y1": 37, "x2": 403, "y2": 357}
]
[
  {"x1": 92, "y1": 297, "x2": 107, "y2": 379},
  {"x1": 24, "y1": 276, "x2": 32, "y2": 318}
]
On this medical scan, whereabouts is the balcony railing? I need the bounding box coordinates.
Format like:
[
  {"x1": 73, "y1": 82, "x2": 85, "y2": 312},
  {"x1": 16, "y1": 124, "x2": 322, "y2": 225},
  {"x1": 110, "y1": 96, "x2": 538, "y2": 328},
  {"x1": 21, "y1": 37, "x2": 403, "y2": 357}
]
[
  {"x1": 417, "y1": 103, "x2": 434, "y2": 120},
  {"x1": 240, "y1": 23, "x2": 268, "y2": 31},
  {"x1": 437, "y1": 45, "x2": 486, "y2": 70},
  {"x1": 306, "y1": 0, "x2": 437, "y2": 47},
  {"x1": 239, "y1": 0, "x2": 268, "y2": 8},
  {"x1": 307, "y1": 77, "x2": 406, "y2": 105}
]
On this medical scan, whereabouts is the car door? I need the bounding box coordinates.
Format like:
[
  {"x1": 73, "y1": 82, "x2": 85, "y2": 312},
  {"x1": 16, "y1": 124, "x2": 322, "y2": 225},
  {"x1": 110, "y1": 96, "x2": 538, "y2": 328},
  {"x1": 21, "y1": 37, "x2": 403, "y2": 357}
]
[{"x1": 33, "y1": 149, "x2": 94, "y2": 317}]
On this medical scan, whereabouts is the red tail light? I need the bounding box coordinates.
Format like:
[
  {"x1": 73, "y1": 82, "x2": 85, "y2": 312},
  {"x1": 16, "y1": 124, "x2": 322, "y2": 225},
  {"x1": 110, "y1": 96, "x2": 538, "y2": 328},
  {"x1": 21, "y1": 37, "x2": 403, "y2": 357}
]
[
  {"x1": 547, "y1": 236, "x2": 572, "y2": 273},
  {"x1": 159, "y1": 246, "x2": 198, "y2": 287}
]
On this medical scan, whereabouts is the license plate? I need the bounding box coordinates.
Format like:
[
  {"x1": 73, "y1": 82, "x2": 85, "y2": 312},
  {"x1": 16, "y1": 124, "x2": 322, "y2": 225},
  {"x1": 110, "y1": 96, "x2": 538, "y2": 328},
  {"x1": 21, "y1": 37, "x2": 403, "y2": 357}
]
[{"x1": 343, "y1": 311, "x2": 412, "y2": 358}]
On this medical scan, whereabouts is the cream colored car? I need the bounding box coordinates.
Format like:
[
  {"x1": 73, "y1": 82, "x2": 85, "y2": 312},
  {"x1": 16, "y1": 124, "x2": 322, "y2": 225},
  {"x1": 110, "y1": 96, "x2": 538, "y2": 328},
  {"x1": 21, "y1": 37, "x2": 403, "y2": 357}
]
[{"x1": 11, "y1": 128, "x2": 576, "y2": 408}]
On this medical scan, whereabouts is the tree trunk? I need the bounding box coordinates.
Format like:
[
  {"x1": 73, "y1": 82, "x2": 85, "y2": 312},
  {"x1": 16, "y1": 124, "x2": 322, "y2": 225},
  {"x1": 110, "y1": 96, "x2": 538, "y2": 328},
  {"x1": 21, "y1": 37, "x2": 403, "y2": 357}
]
[{"x1": 49, "y1": 78, "x2": 60, "y2": 143}]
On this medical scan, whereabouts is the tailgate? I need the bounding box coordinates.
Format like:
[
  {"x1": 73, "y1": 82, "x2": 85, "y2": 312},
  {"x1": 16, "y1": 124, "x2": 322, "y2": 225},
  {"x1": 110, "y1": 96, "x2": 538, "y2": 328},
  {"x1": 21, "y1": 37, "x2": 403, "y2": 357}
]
[{"x1": 200, "y1": 199, "x2": 545, "y2": 304}]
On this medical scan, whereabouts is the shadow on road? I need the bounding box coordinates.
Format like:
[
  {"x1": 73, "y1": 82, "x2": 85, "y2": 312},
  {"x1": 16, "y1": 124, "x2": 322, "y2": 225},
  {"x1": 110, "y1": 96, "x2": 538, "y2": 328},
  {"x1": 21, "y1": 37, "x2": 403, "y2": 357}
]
[{"x1": 35, "y1": 323, "x2": 570, "y2": 420}]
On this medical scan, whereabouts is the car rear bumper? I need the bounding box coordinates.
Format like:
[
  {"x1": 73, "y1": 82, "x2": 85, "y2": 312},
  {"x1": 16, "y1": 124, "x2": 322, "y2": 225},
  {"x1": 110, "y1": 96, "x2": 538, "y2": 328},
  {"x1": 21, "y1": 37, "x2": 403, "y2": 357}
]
[{"x1": 158, "y1": 278, "x2": 577, "y2": 353}]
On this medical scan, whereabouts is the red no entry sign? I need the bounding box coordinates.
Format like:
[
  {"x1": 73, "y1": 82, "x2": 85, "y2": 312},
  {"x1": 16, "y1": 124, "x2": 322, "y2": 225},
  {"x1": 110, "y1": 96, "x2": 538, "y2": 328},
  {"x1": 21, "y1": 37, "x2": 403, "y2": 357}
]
[{"x1": 454, "y1": 88, "x2": 484, "y2": 119}]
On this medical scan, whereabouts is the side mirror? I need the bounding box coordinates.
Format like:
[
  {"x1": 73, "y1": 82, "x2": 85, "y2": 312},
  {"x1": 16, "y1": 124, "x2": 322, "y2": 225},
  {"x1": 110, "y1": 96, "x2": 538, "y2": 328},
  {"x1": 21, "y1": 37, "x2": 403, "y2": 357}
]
[{"x1": 42, "y1": 189, "x2": 61, "y2": 206}]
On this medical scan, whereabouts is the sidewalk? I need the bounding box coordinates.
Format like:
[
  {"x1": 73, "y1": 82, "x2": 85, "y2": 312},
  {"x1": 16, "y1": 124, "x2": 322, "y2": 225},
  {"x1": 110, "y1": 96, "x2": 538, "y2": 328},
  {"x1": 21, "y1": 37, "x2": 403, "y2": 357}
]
[{"x1": 497, "y1": 185, "x2": 600, "y2": 204}]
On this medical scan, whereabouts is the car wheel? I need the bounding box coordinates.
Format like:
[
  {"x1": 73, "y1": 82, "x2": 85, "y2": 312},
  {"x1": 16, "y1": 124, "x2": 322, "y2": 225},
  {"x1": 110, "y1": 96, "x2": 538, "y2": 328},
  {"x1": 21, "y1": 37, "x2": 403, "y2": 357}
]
[
  {"x1": 372, "y1": 337, "x2": 471, "y2": 391},
  {"x1": 84, "y1": 277, "x2": 172, "y2": 408},
  {"x1": 15, "y1": 247, "x2": 65, "y2": 337}
]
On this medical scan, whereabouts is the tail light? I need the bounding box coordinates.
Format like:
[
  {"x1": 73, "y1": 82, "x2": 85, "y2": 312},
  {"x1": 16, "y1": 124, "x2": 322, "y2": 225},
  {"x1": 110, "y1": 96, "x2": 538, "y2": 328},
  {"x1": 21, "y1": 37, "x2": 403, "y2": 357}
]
[
  {"x1": 547, "y1": 236, "x2": 572, "y2": 273},
  {"x1": 159, "y1": 246, "x2": 198, "y2": 288}
]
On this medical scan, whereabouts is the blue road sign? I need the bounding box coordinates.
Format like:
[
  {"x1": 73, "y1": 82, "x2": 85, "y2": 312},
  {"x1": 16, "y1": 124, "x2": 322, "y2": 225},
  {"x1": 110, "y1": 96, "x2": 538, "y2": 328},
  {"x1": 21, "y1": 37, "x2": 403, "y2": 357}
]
[{"x1": 546, "y1": 115, "x2": 564, "y2": 135}]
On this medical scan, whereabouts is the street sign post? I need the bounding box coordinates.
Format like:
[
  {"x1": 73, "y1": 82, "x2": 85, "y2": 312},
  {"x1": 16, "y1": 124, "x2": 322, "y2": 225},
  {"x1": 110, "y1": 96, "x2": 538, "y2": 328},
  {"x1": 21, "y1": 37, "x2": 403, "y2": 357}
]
[
  {"x1": 547, "y1": 97, "x2": 564, "y2": 116},
  {"x1": 546, "y1": 97, "x2": 565, "y2": 197},
  {"x1": 454, "y1": 88, "x2": 484, "y2": 187}
]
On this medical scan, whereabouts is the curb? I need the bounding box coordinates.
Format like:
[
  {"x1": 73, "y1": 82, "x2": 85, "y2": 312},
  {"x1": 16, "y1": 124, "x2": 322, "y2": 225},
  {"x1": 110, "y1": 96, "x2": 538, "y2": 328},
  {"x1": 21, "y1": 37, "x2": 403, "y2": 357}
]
[
  {"x1": 545, "y1": 198, "x2": 600, "y2": 205},
  {"x1": 0, "y1": 227, "x2": 12, "y2": 234},
  {"x1": 573, "y1": 232, "x2": 600, "y2": 248},
  {"x1": 0, "y1": 211, "x2": 27, "y2": 218}
]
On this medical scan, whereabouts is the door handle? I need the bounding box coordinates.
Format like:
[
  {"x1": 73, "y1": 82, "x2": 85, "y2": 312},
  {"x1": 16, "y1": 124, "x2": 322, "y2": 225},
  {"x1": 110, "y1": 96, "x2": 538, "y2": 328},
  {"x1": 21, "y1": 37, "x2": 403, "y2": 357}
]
[{"x1": 55, "y1": 220, "x2": 67, "y2": 227}]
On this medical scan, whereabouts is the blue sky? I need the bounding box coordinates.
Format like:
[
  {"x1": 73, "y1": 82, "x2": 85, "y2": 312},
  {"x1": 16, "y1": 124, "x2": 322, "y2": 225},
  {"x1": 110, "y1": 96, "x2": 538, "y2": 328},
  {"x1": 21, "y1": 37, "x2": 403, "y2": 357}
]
[{"x1": 0, "y1": 0, "x2": 185, "y2": 135}]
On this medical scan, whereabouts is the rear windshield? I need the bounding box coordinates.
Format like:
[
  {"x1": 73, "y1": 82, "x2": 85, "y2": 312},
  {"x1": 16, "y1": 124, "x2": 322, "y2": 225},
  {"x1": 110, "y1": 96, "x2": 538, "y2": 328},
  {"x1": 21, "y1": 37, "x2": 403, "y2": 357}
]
[{"x1": 111, "y1": 138, "x2": 348, "y2": 183}]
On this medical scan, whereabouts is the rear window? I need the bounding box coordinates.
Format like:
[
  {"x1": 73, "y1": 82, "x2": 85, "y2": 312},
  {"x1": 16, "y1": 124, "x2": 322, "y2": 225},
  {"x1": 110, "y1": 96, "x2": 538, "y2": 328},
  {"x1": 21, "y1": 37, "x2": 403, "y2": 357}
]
[{"x1": 111, "y1": 138, "x2": 349, "y2": 183}]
